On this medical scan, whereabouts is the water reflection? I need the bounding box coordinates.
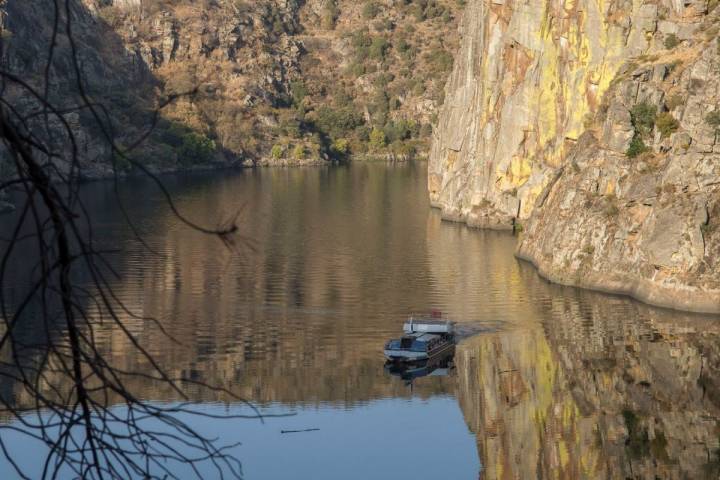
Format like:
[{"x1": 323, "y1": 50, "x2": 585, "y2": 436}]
[
  {"x1": 385, "y1": 350, "x2": 456, "y2": 385},
  {"x1": 457, "y1": 278, "x2": 720, "y2": 479},
  {"x1": 0, "y1": 163, "x2": 719, "y2": 479}
]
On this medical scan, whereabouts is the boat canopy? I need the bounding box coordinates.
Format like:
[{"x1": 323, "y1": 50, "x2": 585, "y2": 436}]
[{"x1": 403, "y1": 318, "x2": 453, "y2": 334}]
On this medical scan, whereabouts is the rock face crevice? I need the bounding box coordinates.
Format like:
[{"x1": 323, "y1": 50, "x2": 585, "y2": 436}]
[{"x1": 430, "y1": 0, "x2": 720, "y2": 312}]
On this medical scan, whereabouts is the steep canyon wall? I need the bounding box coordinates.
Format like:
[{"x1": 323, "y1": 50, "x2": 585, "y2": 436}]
[{"x1": 431, "y1": 0, "x2": 720, "y2": 312}]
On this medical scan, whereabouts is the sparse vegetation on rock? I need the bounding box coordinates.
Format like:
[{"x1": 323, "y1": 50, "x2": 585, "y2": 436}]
[
  {"x1": 706, "y1": 110, "x2": 720, "y2": 129},
  {"x1": 664, "y1": 33, "x2": 680, "y2": 49},
  {"x1": 630, "y1": 102, "x2": 657, "y2": 136},
  {"x1": 90, "y1": 0, "x2": 464, "y2": 165},
  {"x1": 656, "y1": 112, "x2": 679, "y2": 138}
]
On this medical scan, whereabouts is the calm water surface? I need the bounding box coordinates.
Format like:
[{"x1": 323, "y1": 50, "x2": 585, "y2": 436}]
[{"x1": 2, "y1": 162, "x2": 720, "y2": 479}]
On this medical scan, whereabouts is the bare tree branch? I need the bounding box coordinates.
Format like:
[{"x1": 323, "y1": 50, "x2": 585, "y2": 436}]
[{"x1": 0, "y1": 1, "x2": 262, "y2": 478}]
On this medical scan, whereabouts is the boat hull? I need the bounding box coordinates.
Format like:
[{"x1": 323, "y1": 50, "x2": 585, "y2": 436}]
[{"x1": 383, "y1": 341, "x2": 455, "y2": 363}]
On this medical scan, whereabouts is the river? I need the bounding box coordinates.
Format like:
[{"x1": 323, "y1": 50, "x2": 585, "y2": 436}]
[{"x1": 1, "y1": 162, "x2": 719, "y2": 479}]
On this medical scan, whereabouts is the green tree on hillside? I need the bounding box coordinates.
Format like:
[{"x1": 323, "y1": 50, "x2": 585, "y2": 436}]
[
  {"x1": 370, "y1": 128, "x2": 387, "y2": 149},
  {"x1": 179, "y1": 132, "x2": 217, "y2": 165}
]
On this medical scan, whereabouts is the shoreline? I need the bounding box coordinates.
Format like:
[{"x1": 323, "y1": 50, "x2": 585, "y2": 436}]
[
  {"x1": 515, "y1": 247, "x2": 720, "y2": 316},
  {"x1": 0, "y1": 156, "x2": 428, "y2": 215},
  {"x1": 82, "y1": 152, "x2": 422, "y2": 180},
  {"x1": 428, "y1": 203, "x2": 720, "y2": 315}
]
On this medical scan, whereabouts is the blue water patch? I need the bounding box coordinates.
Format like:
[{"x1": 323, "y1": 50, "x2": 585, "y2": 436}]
[
  {"x1": 241, "y1": 396, "x2": 480, "y2": 480},
  {"x1": 0, "y1": 396, "x2": 480, "y2": 479}
]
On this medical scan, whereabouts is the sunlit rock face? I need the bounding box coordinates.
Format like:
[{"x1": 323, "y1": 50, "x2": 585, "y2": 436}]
[
  {"x1": 517, "y1": 14, "x2": 720, "y2": 313},
  {"x1": 429, "y1": 0, "x2": 705, "y2": 228},
  {"x1": 82, "y1": 0, "x2": 464, "y2": 164},
  {"x1": 431, "y1": 0, "x2": 720, "y2": 311},
  {"x1": 456, "y1": 297, "x2": 720, "y2": 480}
]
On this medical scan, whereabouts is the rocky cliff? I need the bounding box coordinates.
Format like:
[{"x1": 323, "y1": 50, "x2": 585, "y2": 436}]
[
  {"x1": 430, "y1": 0, "x2": 720, "y2": 312},
  {"x1": 0, "y1": 0, "x2": 464, "y2": 182},
  {"x1": 0, "y1": 0, "x2": 164, "y2": 178},
  {"x1": 517, "y1": 33, "x2": 720, "y2": 312},
  {"x1": 92, "y1": 0, "x2": 465, "y2": 165}
]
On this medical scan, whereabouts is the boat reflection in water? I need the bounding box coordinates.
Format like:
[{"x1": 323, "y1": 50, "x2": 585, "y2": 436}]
[{"x1": 385, "y1": 348, "x2": 456, "y2": 385}]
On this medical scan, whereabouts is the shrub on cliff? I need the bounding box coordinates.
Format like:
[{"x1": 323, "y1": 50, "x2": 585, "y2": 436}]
[
  {"x1": 425, "y1": 47, "x2": 454, "y2": 77},
  {"x1": 271, "y1": 144, "x2": 283, "y2": 159},
  {"x1": 626, "y1": 135, "x2": 649, "y2": 158},
  {"x1": 407, "y1": 0, "x2": 449, "y2": 22},
  {"x1": 369, "y1": 37, "x2": 390, "y2": 61},
  {"x1": 383, "y1": 119, "x2": 418, "y2": 143},
  {"x1": 369, "y1": 128, "x2": 387, "y2": 149},
  {"x1": 409, "y1": 4, "x2": 426, "y2": 21},
  {"x1": 315, "y1": 106, "x2": 365, "y2": 139},
  {"x1": 705, "y1": 110, "x2": 720, "y2": 129},
  {"x1": 331, "y1": 138, "x2": 350, "y2": 156},
  {"x1": 348, "y1": 62, "x2": 366, "y2": 77},
  {"x1": 157, "y1": 122, "x2": 216, "y2": 164},
  {"x1": 290, "y1": 80, "x2": 308, "y2": 107},
  {"x1": 293, "y1": 144, "x2": 306, "y2": 160},
  {"x1": 396, "y1": 36, "x2": 411, "y2": 54},
  {"x1": 412, "y1": 80, "x2": 426, "y2": 95},
  {"x1": 261, "y1": 3, "x2": 290, "y2": 37},
  {"x1": 321, "y1": 1, "x2": 340, "y2": 30},
  {"x1": 666, "y1": 94, "x2": 684, "y2": 111},
  {"x1": 630, "y1": 102, "x2": 657, "y2": 136},
  {"x1": 362, "y1": 2, "x2": 381, "y2": 19},
  {"x1": 158, "y1": 121, "x2": 189, "y2": 148},
  {"x1": 390, "y1": 140, "x2": 417, "y2": 158},
  {"x1": 351, "y1": 29, "x2": 373, "y2": 62},
  {"x1": 664, "y1": 33, "x2": 680, "y2": 50},
  {"x1": 656, "y1": 112, "x2": 679, "y2": 138}
]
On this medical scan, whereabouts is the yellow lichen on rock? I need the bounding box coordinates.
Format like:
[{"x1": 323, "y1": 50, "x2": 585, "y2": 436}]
[
  {"x1": 497, "y1": 155, "x2": 534, "y2": 189},
  {"x1": 429, "y1": 0, "x2": 664, "y2": 229}
]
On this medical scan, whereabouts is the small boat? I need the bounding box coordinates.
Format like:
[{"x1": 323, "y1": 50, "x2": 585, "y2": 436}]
[{"x1": 384, "y1": 313, "x2": 455, "y2": 363}]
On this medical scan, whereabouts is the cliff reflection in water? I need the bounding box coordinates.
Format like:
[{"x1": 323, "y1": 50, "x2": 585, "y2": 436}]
[
  {"x1": 1, "y1": 163, "x2": 719, "y2": 479},
  {"x1": 456, "y1": 278, "x2": 720, "y2": 480}
]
